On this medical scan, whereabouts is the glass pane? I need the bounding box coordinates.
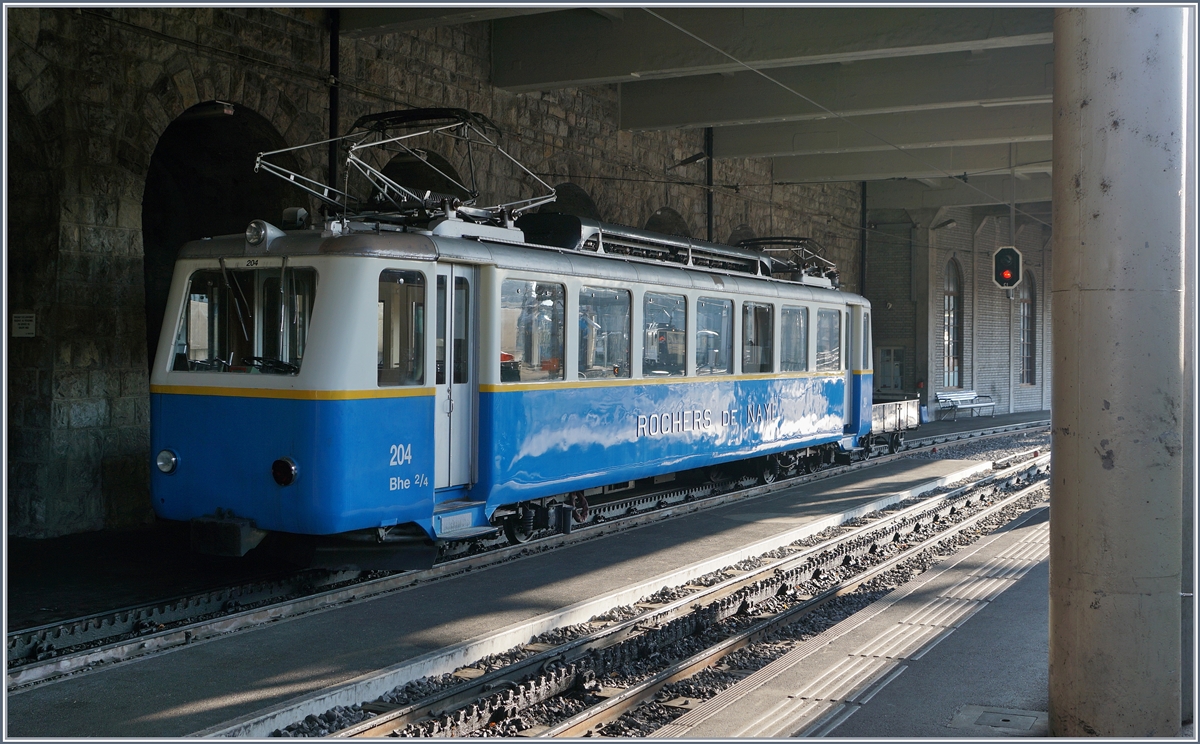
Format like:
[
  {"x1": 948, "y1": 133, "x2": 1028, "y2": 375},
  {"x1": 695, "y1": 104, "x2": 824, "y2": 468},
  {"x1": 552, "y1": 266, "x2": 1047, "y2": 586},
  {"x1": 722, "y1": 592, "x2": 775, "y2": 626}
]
[
  {"x1": 862, "y1": 312, "x2": 871, "y2": 370},
  {"x1": 453, "y1": 277, "x2": 469, "y2": 384},
  {"x1": 816, "y1": 308, "x2": 841, "y2": 372},
  {"x1": 742, "y1": 302, "x2": 774, "y2": 373},
  {"x1": 696, "y1": 297, "x2": 732, "y2": 375},
  {"x1": 780, "y1": 306, "x2": 807, "y2": 372},
  {"x1": 174, "y1": 267, "x2": 315, "y2": 375},
  {"x1": 500, "y1": 278, "x2": 565, "y2": 382},
  {"x1": 377, "y1": 270, "x2": 425, "y2": 386},
  {"x1": 436, "y1": 276, "x2": 446, "y2": 385},
  {"x1": 643, "y1": 292, "x2": 687, "y2": 376},
  {"x1": 579, "y1": 286, "x2": 631, "y2": 379}
]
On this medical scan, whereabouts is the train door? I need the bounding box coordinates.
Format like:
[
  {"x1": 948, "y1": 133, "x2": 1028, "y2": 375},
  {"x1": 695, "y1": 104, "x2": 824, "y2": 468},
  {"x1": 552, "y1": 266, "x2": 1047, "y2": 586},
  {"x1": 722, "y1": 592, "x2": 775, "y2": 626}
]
[{"x1": 435, "y1": 264, "x2": 477, "y2": 489}]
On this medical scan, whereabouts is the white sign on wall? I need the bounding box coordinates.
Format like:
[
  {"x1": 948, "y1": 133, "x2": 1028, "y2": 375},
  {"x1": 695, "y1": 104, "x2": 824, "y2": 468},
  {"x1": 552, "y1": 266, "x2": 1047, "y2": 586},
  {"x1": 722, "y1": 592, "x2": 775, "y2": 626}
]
[{"x1": 11, "y1": 313, "x2": 36, "y2": 338}]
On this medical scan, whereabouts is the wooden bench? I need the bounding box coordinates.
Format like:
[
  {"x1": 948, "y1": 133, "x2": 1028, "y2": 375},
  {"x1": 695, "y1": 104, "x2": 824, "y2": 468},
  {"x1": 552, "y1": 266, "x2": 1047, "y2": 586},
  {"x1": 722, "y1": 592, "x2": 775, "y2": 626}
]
[{"x1": 935, "y1": 390, "x2": 995, "y2": 420}]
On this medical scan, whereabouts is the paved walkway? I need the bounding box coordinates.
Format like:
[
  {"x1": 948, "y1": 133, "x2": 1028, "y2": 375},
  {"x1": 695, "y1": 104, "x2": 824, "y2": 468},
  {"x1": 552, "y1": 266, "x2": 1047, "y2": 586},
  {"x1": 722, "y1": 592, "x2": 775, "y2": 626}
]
[{"x1": 8, "y1": 458, "x2": 981, "y2": 737}]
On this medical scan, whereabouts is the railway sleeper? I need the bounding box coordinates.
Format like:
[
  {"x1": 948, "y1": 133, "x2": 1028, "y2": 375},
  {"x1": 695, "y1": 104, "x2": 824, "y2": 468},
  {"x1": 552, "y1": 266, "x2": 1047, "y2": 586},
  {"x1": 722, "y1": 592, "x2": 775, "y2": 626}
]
[{"x1": 406, "y1": 665, "x2": 583, "y2": 737}]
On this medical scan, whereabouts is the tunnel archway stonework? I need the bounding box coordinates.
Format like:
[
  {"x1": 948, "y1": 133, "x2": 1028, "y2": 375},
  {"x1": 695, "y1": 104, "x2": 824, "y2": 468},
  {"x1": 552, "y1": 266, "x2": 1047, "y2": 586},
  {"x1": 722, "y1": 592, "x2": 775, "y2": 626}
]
[
  {"x1": 6, "y1": 8, "x2": 866, "y2": 538},
  {"x1": 6, "y1": 10, "x2": 327, "y2": 536}
]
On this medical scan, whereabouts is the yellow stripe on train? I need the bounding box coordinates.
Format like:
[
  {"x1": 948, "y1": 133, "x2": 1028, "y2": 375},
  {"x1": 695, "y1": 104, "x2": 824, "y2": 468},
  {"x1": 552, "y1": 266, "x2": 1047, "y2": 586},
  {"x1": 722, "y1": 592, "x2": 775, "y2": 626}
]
[{"x1": 150, "y1": 384, "x2": 436, "y2": 400}]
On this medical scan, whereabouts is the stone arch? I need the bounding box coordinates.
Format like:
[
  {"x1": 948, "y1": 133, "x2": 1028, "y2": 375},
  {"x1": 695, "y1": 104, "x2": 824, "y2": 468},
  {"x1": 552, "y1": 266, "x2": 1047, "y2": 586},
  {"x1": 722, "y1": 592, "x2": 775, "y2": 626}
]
[
  {"x1": 372, "y1": 150, "x2": 473, "y2": 209},
  {"x1": 644, "y1": 206, "x2": 691, "y2": 238},
  {"x1": 141, "y1": 101, "x2": 301, "y2": 369},
  {"x1": 538, "y1": 182, "x2": 601, "y2": 221},
  {"x1": 130, "y1": 62, "x2": 324, "y2": 191},
  {"x1": 727, "y1": 223, "x2": 756, "y2": 246}
]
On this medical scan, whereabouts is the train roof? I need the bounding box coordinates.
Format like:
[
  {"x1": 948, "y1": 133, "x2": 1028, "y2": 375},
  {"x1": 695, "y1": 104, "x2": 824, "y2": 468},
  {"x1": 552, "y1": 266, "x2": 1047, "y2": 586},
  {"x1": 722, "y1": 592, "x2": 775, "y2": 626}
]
[{"x1": 177, "y1": 215, "x2": 862, "y2": 306}]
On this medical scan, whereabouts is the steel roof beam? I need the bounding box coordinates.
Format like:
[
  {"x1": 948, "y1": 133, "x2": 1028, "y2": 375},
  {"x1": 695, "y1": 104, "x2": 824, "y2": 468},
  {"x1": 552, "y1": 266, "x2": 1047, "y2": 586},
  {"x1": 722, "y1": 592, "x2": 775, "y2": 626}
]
[
  {"x1": 492, "y1": 8, "x2": 1053, "y2": 91},
  {"x1": 772, "y1": 141, "x2": 1053, "y2": 184},
  {"x1": 620, "y1": 45, "x2": 1054, "y2": 131}
]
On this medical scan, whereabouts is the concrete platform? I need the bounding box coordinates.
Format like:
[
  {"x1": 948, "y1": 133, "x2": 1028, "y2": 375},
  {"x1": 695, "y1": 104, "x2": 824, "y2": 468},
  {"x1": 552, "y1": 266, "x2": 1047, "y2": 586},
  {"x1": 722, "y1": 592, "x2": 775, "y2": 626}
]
[
  {"x1": 653, "y1": 498, "x2": 1051, "y2": 738},
  {"x1": 6, "y1": 457, "x2": 983, "y2": 737}
]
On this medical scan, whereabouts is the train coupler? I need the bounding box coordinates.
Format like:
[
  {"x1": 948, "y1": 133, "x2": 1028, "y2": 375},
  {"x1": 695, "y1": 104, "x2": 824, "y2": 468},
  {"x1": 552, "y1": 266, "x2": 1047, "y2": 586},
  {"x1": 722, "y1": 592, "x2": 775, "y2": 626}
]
[{"x1": 190, "y1": 514, "x2": 267, "y2": 557}]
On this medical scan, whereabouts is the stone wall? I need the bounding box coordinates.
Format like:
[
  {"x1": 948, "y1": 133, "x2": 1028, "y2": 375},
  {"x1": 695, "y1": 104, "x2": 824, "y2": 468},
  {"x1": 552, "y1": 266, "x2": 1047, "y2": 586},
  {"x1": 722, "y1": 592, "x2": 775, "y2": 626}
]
[{"x1": 6, "y1": 7, "x2": 862, "y2": 538}]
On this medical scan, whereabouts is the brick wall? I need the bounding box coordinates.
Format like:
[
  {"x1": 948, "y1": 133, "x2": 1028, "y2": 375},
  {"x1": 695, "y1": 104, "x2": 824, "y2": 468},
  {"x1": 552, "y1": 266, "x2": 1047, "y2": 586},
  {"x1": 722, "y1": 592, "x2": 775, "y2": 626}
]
[
  {"x1": 934, "y1": 212, "x2": 1052, "y2": 414},
  {"x1": 6, "y1": 8, "x2": 863, "y2": 538},
  {"x1": 862, "y1": 204, "x2": 1052, "y2": 415}
]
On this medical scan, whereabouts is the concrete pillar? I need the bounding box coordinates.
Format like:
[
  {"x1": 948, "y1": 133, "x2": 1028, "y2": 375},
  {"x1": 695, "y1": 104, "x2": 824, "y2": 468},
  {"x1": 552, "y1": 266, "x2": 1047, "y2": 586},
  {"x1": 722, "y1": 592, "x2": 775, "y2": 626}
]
[
  {"x1": 1182, "y1": 12, "x2": 1197, "y2": 726},
  {"x1": 1049, "y1": 7, "x2": 1188, "y2": 737}
]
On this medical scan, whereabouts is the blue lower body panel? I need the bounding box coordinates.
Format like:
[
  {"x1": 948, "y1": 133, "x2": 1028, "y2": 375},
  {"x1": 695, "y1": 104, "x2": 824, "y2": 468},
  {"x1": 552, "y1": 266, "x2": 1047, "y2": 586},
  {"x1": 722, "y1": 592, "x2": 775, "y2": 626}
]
[
  {"x1": 150, "y1": 393, "x2": 436, "y2": 536},
  {"x1": 851, "y1": 372, "x2": 874, "y2": 441},
  {"x1": 473, "y1": 375, "x2": 846, "y2": 510}
]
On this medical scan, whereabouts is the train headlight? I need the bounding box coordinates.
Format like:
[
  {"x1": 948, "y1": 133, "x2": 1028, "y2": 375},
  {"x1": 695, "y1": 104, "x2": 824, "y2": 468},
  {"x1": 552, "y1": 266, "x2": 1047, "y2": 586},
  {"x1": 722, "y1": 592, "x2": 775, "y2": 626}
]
[
  {"x1": 272, "y1": 457, "x2": 298, "y2": 486},
  {"x1": 156, "y1": 449, "x2": 178, "y2": 474},
  {"x1": 245, "y1": 220, "x2": 268, "y2": 246}
]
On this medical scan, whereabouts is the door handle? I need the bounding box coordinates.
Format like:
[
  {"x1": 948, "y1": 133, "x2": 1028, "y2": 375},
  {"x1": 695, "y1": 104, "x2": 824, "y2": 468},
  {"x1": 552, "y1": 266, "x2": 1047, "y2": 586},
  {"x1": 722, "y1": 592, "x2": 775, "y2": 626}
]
[{"x1": 444, "y1": 397, "x2": 454, "y2": 414}]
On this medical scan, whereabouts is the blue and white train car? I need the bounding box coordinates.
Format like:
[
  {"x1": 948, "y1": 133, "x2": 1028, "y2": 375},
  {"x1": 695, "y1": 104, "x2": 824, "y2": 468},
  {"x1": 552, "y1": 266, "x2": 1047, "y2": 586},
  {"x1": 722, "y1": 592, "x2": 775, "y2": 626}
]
[{"x1": 149, "y1": 212, "x2": 876, "y2": 566}]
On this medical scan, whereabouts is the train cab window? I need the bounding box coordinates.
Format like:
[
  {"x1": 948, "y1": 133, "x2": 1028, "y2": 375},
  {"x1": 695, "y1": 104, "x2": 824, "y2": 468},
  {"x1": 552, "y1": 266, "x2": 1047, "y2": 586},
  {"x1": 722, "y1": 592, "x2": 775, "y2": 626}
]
[
  {"x1": 578, "y1": 286, "x2": 631, "y2": 379},
  {"x1": 500, "y1": 279, "x2": 565, "y2": 382},
  {"x1": 780, "y1": 306, "x2": 808, "y2": 371},
  {"x1": 815, "y1": 308, "x2": 841, "y2": 372},
  {"x1": 696, "y1": 297, "x2": 733, "y2": 375},
  {"x1": 742, "y1": 302, "x2": 774, "y2": 373},
  {"x1": 377, "y1": 270, "x2": 426, "y2": 386},
  {"x1": 173, "y1": 266, "x2": 316, "y2": 375},
  {"x1": 643, "y1": 292, "x2": 687, "y2": 376}
]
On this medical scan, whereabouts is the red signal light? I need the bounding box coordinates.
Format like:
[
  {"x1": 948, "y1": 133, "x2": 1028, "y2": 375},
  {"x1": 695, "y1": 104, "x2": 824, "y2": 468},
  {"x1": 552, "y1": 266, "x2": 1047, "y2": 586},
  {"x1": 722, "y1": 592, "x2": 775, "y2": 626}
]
[{"x1": 1001, "y1": 269, "x2": 1013, "y2": 280}]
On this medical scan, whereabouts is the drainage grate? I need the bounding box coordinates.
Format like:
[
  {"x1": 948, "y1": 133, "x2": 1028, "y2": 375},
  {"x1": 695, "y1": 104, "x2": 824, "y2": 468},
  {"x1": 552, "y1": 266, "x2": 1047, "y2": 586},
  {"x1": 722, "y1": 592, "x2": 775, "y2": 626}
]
[
  {"x1": 975, "y1": 711, "x2": 1038, "y2": 730},
  {"x1": 947, "y1": 705, "x2": 1048, "y2": 736}
]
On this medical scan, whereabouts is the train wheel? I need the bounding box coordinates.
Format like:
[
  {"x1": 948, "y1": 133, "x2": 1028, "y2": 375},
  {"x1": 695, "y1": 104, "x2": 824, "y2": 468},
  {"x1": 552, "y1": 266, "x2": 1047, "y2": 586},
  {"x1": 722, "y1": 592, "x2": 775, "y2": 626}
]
[
  {"x1": 503, "y1": 505, "x2": 537, "y2": 545},
  {"x1": 888, "y1": 433, "x2": 903, "y2": 454},
  {"x1": 757, "y1": 456, "x2": 780, "y2": 485}
]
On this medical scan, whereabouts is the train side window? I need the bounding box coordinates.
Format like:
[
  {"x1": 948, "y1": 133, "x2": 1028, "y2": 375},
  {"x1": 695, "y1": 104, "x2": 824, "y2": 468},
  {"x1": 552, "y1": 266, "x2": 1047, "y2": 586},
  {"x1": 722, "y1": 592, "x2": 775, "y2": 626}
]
[
  {"x1": 377, "y1": 270, "x2": 426, "y2": 386},
  {"x1": 844, "y1": 312, "x2": 851, "y2": 370},
  {"x1": 816, "y1": 308, "x2": 841, "y2": 372},
  {"x1": 862, "y1": 312, "x2": 872, "y2": 371},
  {"x1": 643, "y1": 292, "x2": 687, "y2": 376},
  {"x1": 578, "y1": 286, "x2": 631, "y2": 379},
  {"x1": 742, "y1": 302, "x2": 774, "y2": 373},
  {"x1": 500, "y1": 279, "x2": 565, "y2": 382},
  {"x1": 174, "y1": 267, "x2": 316, "y2": 375},
  {"x1": 696, "y1": 297, "x2": 732, "y2": 375},
  {"x1": 780, "y1": 306, "x2": 808, "y2": 371}
]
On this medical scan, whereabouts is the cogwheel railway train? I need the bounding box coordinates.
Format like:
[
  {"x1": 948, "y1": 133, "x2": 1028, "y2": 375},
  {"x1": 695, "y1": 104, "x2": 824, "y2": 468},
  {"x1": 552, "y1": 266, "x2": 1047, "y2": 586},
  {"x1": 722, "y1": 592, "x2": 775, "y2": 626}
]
[{"x1": 148, "y1": 108, "x2": 916, "y2": 568}]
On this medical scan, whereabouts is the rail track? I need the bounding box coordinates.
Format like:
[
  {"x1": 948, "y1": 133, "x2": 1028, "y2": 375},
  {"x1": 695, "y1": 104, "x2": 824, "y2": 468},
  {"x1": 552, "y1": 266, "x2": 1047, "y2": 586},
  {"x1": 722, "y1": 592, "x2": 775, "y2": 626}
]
[
  {"x1": 6, "y1": 418, "x2": 1047, "y2": 692},
  {"x1": 326, "y1": 453, "x2": 1050, "y2": 738}
]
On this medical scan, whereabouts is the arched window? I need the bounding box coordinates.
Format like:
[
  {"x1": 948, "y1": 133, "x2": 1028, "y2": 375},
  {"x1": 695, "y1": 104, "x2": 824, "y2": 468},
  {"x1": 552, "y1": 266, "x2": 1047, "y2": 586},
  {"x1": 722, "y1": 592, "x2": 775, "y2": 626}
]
[
  {"x1": 1019, "y1": 277, "x2": 1036, "y2": 384},
  {"x1": 943, "y1": 260, "x2": 963, "y2": 388}
]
